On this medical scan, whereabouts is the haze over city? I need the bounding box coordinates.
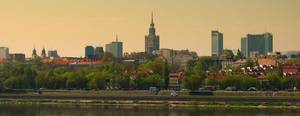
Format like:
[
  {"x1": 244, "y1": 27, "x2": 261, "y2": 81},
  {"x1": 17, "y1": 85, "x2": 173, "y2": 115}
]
[{"x1": 0, "y1": 0, "x2": 299, "y2": 57}]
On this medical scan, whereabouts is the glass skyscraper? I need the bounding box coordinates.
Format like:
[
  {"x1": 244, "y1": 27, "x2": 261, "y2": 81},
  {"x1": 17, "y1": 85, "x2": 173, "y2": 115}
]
[
  {"x1": 85, "y1": 46, "x2": 95, "y2": 59},
  {"x1": 105, "y1": 36, "x2": 123, "y2": 59},
  {"x1": 211, "y1": 31, "x2": 223, "y2": 57},
  {"x1": 241, "y1": 33, "x2": 273, "y2": 58}
]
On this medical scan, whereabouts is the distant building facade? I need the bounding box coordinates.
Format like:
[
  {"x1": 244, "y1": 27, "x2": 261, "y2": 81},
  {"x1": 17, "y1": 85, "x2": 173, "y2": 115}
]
[
  {"x1": 157, "y1": 48, "x2": 198, "y2": 70},
  {"x1": 85, "y1": 46, "x2": 95, "y2": 59},
  {"x1": 95, "y1": 47, "x2": 104, "y2": 60},
  {"x1": 123, "y1": 52, "x2": 156, "y2": 62},
  {"x1": 241, "y1": 33, "x2": 273, "y2": 58},
  {"x1": 0, "y1": 47, "x2": 9, "y2": 60},
  {"x1": 9, "y1": 54, "x2": 25, "y2": 62},
  {"x1": 105, "y1": 36, "x2": 123, "y2": 59},
  {"x1": 48, "y1": 50, "x2": 60, "y2": 58},
  {"x1": 211, "y1": 31, "x2": 223, "y2": 57},
  {"x1": 145, "y1": 13, "x2": 160, "y2": 53}
]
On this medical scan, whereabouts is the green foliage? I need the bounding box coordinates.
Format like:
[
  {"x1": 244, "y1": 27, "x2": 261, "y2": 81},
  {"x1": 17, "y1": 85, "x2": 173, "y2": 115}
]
[
  {"x1": 243, "y1": 59, "x2": 256, "y2": 68},
  {"x1": 191, "y1": 57, "x2": 213, "y2": 78},
  {"x1": 182, "y1": 75, "x2": 202, "y2": 90},
  {"x1": 4, "y1": 76, "x2": 27, "y2": 89},
  {"x1": 87, "y1": 72, "x2": 111, "y2": 89},
  {"x1": 219, "y1": 75, "x2": 258, "y2": 90},
  {"x1": 205, "y1": 78, "x2": 219, "y2": 87},
  {"x1": 266, "y1": 74, "x2": 284, "y2": 90}
]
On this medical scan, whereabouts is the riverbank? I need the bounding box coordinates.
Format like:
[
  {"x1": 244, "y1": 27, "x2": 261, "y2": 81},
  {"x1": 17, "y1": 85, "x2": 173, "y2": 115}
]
[
  {"x1": 1, "y1": 90, "x2": 300, "y2": 109},
  {"x1": 1, "y1": 98, "x2": 300, "y2": 110}
]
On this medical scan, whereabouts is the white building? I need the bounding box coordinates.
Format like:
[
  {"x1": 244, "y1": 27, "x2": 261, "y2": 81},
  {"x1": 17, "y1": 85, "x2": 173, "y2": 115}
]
[{"x1": 0, "y1": 47, "x2": 9, "y2": 60}]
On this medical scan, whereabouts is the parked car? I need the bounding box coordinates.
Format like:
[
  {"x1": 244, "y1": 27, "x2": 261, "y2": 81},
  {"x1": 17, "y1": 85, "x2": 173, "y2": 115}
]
[
  {"x1": 149, "y1": 87, "x2": 159, "y2": 95},
  {"x1": 225, "y1": 86, "x2": 237, "y2": 91},
  {"x1": 170, "y1": 90, "x2": 178, "y2": 97},
  {"x1": 248, "y1": 87, "x2": 257, "y2": 91}
]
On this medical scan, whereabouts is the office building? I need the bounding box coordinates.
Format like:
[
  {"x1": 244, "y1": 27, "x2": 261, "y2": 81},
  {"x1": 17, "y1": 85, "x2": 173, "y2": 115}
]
[
  {"x1": 0, "y1": 47, "x2": 9, "y2": 60},
  {"x1": 211, "y1": 31, "x2": 223, "y2": 57},
  {"x1": 85, "y1": 46, "x2": 95, "y2": 59},
  {"x1": 95, "y1": 46, "x2": 104, "y2": 60},
  {"x1": 241, "y1": 33, "x2": 273, "y2": 58},
  {"x1": 106, "y1": 36, "x2": 123, "y2": 59}
]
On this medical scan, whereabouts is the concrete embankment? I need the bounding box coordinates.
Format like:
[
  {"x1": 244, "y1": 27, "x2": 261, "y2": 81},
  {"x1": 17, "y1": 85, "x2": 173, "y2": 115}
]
[{"x1": 1, "y1": 94, "x2": 300, "y2": 109}]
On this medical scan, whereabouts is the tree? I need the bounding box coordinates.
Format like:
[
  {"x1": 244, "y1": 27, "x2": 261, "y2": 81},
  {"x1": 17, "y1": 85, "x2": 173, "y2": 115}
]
[
  {"x1": 192, "y1": 57, "x2": 213, "y2": 79},
  {"x1": 114, "y1": 74, "x2": 131, "y2": 89},
  {"x1": 243, "y1": 59, "x2": 256, "y2": 68},
  {"x1": 182, "y1": 75, "x2": 202, "y2": 91},
  {"x1": 3, "y1": 76, "x2": 27, "y2": 89},
  {"x1": 87, "y1": 71, "x2": 112, "y2": 90},
  {"x1": 240, "y1": 76, "x2": 259, "y2": 90},
  {"x1": 267, "y1": 74, "x2": 283, "y2": 90},
  {"x1": 146, "y1": 74, "x2": 165, "y2": 88},
  {"x1": 205, "y1": 78, "x2": 219, "y2": 87}
]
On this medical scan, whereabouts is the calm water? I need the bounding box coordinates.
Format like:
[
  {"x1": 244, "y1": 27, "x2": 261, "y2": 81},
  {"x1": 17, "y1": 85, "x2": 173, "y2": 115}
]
[{"x1": 0, "y1": 104, "x2": 299, "y2": 116}]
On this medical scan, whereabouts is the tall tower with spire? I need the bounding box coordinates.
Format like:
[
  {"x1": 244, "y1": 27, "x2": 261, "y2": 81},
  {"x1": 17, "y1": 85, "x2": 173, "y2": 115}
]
[{"x1": 145, "y1": 12, "x2": 160, "y2": 53}]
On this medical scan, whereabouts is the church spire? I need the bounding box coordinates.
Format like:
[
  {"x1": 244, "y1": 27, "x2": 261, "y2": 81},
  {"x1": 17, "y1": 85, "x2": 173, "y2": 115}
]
[{"x1": 32, "y1": 48, "x2": 37, "y2": 58}]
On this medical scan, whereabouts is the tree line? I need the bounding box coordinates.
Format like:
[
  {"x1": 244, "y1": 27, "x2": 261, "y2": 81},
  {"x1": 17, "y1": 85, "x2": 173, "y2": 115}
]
[{"x1": 0, "y1": 58, "x2": 169, "y2": 90}]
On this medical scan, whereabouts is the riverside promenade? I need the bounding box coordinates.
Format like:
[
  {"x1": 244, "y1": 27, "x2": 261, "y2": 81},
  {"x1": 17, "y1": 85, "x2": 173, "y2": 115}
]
[{"x1": 1, "y1": 90, "x2": 300, "y2": 108}]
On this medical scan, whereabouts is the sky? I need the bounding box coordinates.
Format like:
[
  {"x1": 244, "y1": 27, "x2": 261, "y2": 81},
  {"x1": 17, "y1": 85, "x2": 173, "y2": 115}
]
[{"x1": 0, "y1": 0, "x2": 299, "y2": 57}]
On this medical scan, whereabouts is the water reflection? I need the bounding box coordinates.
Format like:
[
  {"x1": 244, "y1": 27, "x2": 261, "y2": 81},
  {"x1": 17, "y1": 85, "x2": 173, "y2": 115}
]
[{"x1": 0, "y1": 104, "x2": 299, "y2": 116}]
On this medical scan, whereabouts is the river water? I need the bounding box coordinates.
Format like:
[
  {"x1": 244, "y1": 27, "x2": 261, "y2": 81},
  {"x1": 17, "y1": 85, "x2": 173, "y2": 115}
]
[{"x1": 0, "y1": 104, "x2": 299, "y2": 116}]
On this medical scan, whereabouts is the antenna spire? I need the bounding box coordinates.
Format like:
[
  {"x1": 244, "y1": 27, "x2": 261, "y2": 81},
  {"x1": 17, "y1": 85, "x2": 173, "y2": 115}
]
[{"x1": 151, "y1": 12, "x2": 154, "y2": 25}]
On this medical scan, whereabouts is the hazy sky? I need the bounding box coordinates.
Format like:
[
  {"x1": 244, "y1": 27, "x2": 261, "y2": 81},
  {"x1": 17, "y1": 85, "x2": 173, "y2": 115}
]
[{"x1": 0, "y1": 0, "x2": 299, "y2": 57}]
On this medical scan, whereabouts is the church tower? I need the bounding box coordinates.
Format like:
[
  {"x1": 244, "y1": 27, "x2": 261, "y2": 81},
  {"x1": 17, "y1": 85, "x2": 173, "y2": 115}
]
[
  {"x1": 41, "y1": 48, "x2": 46, "y2": 58},
  {"x1": 32, "y1": 48, "x2": 38, "y2": 58}
]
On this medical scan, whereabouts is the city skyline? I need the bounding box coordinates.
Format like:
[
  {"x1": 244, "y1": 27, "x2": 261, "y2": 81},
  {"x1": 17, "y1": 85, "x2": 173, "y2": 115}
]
[{"x1": 0, "y1": 0, "x2": 300, "y2": 57}]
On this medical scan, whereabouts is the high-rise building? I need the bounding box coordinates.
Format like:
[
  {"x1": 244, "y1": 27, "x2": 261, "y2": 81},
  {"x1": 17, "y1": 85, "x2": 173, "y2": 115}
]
[
  {"x1": 95, "y1": 46, "x2": 104, "y2": 60},
  {"x1": 211, "y1": 31, "x2": 223, "y2": 57},
  {"x1": 48, "y1": 50, "x2": 60, "y2": 58},
  {"x1": 105, "y1": 36, "x2": 123, "y2": 59},
  {"x1": 145, "y1": 13, "x2": 160, "y2": 53},
  {"x1": 0, "y1": 47, "x2": 9, "y2": 60},
  {"x1": 85, "y1": 46, "x2": 95, "y2": 59},
  {"x1": 241, "y1": 33, "x2": 273, "y2": 58}
]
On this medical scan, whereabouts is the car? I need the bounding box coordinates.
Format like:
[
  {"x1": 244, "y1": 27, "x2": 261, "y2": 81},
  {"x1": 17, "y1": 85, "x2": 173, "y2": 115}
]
[
  {"x1": 170, "y1": 90, "x2": 178, "y2": 97},
  {"x1": 248, "y1": 87, "x2": 257, "y2": 91},
  {"x1": 149, "y1": 87, "x2": 159, "y2": 95},
  {"x1": 225, "y1": 86, "x2": 237, "y2": 91}
]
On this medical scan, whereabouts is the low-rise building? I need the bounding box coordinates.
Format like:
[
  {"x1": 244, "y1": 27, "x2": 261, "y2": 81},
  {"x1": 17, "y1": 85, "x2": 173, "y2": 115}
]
[
  {"x1": 257, "y1": 56, "x2": 278, "y2": 67},
  {"x1": 283, "y1": 66, "x2": 300, "y2": 76},
  {"x1": 123, "y1": 52, "x2": 156, "y2": 63},
  {"x1": 157, "y1": 49, "x2": 198, "y2": 70},
  {"x1": 9, "y1": 54, "x2": 25, "y2": 62},
  {"x1": 48, "y1": 50, "x2": 60, "y2": 58}
]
